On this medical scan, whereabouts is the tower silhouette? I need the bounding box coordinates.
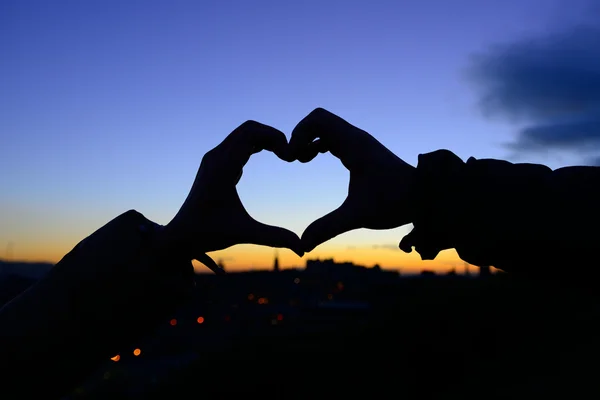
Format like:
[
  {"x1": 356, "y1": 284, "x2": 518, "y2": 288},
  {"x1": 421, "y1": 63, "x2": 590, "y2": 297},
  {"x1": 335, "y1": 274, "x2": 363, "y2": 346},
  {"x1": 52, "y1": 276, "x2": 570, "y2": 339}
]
[{"x1": 273, "y1": 250, "x2": 280, "y2": 272}]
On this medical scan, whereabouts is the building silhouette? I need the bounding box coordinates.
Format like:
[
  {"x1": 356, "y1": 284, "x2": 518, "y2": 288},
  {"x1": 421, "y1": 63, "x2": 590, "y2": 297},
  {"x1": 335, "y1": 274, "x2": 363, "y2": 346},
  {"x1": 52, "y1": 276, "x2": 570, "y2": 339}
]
[{"x1": 479, "y1": 265, "x2": 491, "y2": 277}]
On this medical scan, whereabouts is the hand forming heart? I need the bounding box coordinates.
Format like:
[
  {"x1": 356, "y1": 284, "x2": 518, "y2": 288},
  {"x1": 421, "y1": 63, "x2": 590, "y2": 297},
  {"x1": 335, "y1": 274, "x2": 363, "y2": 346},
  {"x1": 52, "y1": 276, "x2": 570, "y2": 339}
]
[
  {"x1": 162, "y1": 108, "x2": 417, "y2": 271},
  {"x1": 286, "y1": 108, "x2": 417, "y2": 252},
  {"x1": 163, "y1": 120, "x2": 305, "y2": 269}
]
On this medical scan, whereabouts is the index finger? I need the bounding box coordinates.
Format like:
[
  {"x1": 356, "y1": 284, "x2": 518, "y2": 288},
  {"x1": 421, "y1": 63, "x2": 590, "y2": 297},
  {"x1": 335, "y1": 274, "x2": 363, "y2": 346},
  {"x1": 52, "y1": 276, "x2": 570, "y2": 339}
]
[
  {"x1": 288, "y1": 108, "x2": 361, "y2": 166},
  {"x1": 218, "y1": 120, "x2": 289, "y2": 173}
]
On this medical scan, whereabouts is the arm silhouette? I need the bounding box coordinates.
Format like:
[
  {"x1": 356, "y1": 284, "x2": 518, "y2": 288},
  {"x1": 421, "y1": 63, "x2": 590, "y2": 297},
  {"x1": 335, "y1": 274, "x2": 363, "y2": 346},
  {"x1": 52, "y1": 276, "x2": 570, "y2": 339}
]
[
  {"x1": 288, "y1": 108, "x2": 600, "y2": 280},
  {"x1": 0, "y1": 121, "x2": 303, "y2": 399},
  {"x1": 401, "y1": 149, "x2": 600, "y2": 279}
]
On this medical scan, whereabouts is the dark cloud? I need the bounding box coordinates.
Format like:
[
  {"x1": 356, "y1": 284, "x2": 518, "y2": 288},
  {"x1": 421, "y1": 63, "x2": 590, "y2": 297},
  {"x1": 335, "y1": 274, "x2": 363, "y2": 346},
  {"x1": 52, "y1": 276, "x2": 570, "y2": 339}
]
[
  {"x1": 467, "y1": 25, "x2": 600, "y2": 163},
  {"x1": 585, "y1": 155, "x2": 600, "y2": 166}
]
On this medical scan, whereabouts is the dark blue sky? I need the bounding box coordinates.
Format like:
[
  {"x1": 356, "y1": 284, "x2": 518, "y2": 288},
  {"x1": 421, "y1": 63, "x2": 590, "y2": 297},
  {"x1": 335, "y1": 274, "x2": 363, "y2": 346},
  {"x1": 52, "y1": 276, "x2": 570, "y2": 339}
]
[{"x1": 1, "y1": 0, "x2": 596, "y2": 270}]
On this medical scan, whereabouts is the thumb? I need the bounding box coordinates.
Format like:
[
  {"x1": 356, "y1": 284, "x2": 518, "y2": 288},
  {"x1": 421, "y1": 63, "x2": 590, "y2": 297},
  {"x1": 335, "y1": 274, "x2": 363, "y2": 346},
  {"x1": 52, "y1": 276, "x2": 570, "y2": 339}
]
[
  {"x1": 399, "y1": 226, "x2": 442, "y2": 260},
  {"x1": 242, "y1": 219, "x2": 304, "y2": 257},
  {"x1": 301, "y1": 201, "x2": 357, "y2": 252},
  {"x1": 194, "y1": 253, "x2": 225, "y2": 275}
]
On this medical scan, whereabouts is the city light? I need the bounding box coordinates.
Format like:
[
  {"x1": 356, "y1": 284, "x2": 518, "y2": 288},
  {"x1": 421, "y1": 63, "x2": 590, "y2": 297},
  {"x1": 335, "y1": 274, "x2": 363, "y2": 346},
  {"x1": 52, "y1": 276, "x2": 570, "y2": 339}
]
[
  {"x1": 110, "y1": 354, "x2": 120, "y2": 362},
  {"x1": 197, "y1": 316, "x2": 205, "y2": 324},
  {"x1": 170, "y1": 318, "x2": 177, "y2": 326},
  {"x1": 133, "y1": 348, "x2": 141, "y2": 356}
]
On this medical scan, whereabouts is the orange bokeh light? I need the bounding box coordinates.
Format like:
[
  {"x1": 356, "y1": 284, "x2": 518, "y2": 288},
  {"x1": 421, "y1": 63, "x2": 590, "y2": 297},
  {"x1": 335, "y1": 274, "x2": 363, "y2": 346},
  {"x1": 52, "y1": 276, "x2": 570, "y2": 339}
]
[
  {"x1": 110, "y1": 355, "x2": 120, "y2": 362},
  {"x1": 197, "y1": 316, "x2": 205, "y2": 324},
  {"x1": 133, "y1": 348, "x2": 141, "y2": 356},
  {"x1": 170, "y1": 318, "x2": 177, "y2": 326}
]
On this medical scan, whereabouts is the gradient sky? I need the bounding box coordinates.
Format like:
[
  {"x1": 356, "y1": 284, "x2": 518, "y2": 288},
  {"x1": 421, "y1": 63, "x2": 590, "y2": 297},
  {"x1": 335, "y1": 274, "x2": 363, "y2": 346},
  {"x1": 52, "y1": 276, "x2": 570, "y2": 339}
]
[{"x1": 1, "y1": 0, "x2": 594, "y2": 273}]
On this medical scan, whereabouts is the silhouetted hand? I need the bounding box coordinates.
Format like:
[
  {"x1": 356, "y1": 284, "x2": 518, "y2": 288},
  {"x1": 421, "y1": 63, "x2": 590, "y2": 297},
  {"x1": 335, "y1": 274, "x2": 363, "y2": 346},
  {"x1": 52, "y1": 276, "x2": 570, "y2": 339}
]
[
  {"x1": 287, "y1": 108, "x2": 416, "y2": 252},
  {"x1": 164, "y1": 121, "x2": 304, "y2": 270}
]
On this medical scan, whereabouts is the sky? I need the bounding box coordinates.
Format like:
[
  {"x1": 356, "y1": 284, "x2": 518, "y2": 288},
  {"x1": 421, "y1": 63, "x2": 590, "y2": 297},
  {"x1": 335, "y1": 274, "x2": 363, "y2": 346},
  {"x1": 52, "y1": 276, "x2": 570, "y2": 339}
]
[{"x1": 1, "y1": 0, "x2": 598, "y2": 274}]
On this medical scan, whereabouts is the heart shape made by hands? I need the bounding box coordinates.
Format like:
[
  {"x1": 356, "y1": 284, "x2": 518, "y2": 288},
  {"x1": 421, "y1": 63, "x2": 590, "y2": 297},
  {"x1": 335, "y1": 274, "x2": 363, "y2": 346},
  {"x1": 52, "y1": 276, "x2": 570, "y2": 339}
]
[
  {"x1": 168, "y1": 109, "x2": 416, "y2": 271},
  {"x1": 235, "y1": 149, "x2": 350, "y2": 250}
]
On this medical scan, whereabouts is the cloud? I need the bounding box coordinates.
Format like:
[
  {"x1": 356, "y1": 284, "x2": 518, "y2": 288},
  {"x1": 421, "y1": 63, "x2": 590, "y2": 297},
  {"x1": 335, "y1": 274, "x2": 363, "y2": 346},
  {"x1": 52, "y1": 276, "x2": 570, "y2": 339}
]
[
  {"x1": 372, "y1": 244, "x2": 400, "y2": 251},
  {"x1": 467, "y1": 24, "x2": 600, "y2": 163},
  {"x1": 585, "y1": 155, "x2": 600, "y2": 166}
]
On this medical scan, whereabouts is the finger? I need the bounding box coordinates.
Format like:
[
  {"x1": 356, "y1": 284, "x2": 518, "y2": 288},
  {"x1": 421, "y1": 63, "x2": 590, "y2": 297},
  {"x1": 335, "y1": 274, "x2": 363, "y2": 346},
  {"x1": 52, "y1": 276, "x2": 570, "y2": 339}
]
[
  {"x1": 297, "y1": 139, "x2": 328, "y2": 163},
  {"x1": 399, "y1": 226, "x2": 441, "y2": 260},
  {"x1": 220, "y1": 120, "x2": 289, "y2": 173},
  {"x1": 195, "y1": 253, "x2": 225, "y2": 275},
  {"x1": 399, "y1": 229, "x2": 416, "y2": 253},
  {"x1": 301, "y1": 201, "x2": 358, "y2": 252},
  {"x1": 289, "y1": 108, "x2": 359, "y2": 165},
  {"x1": 239, "y1": 219, "x2": 304, "y2": 257}
]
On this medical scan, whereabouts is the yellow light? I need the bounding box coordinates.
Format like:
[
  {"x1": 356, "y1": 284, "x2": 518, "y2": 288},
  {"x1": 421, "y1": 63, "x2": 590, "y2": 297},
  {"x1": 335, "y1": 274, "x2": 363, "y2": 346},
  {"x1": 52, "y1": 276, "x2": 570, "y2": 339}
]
[{"x1": 133, "y1": 348, "x2": 141, "y2": 356}]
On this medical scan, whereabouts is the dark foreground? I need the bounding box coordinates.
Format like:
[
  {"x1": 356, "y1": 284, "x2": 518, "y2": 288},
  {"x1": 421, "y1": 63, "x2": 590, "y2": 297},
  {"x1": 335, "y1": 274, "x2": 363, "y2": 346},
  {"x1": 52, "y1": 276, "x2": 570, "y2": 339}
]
[{"x1": 3, "y1": 265, "x2": 600, "y2": 399}]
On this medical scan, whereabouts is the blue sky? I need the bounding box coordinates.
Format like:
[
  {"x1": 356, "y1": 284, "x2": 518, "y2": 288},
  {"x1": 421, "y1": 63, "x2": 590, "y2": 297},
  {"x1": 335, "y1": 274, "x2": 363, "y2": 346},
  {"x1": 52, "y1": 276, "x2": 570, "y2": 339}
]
[{"x1": 1, "y1": 0, "x2": 596, "y2": 269}]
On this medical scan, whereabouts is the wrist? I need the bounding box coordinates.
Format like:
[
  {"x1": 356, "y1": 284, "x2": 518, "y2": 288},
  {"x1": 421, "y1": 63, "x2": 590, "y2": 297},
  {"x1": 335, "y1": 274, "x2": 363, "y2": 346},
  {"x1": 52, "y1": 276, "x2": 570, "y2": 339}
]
[
  {"x1": 402, "y1": 162, "x2": 418, "y2": 224},
  {"x1": 405, "y1": 150, "x2": 467, "y2": 257},
  {"x1": 162, "y1": 213, "x2": 205, "y2": 261}
]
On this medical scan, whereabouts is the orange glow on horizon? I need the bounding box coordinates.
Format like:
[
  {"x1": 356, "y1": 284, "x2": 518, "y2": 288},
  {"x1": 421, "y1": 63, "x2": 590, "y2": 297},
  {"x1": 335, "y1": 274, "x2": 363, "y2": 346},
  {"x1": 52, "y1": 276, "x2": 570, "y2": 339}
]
[
  {"x1": 13, "y1": 240, "x2": 476, "y2": 276},
  {"x1": 194, "y1": 245, "x2": 470, "y2": 274}
]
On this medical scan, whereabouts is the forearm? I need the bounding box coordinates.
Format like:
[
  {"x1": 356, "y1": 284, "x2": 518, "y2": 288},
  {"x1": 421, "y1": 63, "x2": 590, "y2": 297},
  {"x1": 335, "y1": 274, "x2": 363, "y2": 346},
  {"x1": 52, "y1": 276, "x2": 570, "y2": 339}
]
[
  {"x1": 0, "y1": 210, "x2": 193, "y2": 398},
  {"x1": 405, "y1": 150, "x2": 600, "y2": 276}
]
